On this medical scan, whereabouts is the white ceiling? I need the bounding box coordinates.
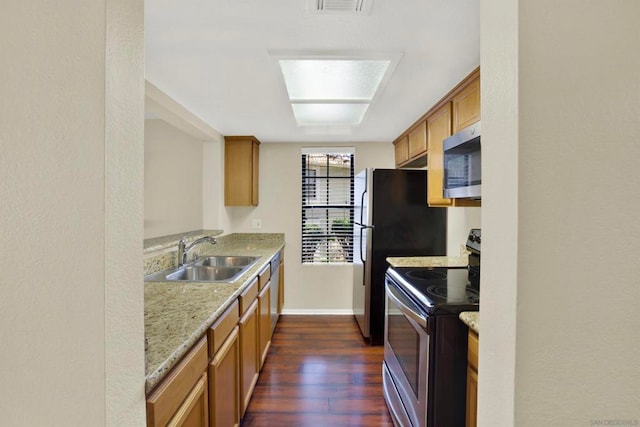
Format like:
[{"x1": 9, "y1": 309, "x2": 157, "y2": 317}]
[{"x1": 145, "y1": 0, "x2": 479, "y2": 143}]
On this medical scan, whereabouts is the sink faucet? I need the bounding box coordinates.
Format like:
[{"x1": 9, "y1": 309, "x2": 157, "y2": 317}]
[{"x1": 177, "y1": 236, "x2": 217, "y2": 266}]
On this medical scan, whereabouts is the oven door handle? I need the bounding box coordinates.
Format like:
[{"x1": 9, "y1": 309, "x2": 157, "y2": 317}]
[{"x1": 386, "y1": 281, "x2": 429, "y2": 331}]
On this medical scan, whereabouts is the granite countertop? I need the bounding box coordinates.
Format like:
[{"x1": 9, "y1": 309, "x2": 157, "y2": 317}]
[
  {"x1": 459, "y1": 311, "x2": 479, "y2": 334},
  {"x1": 144, "y1": 232, "x2": 285, "y2": 393},
  {"x1": 386, "y1": 254, "x2": 469, "y2": 268}
]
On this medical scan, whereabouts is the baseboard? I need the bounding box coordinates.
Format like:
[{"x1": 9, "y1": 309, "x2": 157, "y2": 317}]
[{"x1": 280, "y1": 309, "x2": 354, "y2": 315}]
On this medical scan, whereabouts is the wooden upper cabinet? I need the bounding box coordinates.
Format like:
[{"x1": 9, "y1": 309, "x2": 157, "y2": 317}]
[
  {"x1": 452, "y1": 75, "x2": 480, "y2": 133},
  {"x1": 394, "y1": 123, "x2": 428, "y2": 168},
  {"x1": 408, "y1": 121, "x2": 427, "y2": 159},
  {"x1": 394, "y1": 135, "x2": 409, "y2": 167},
  {"x1": 224, "y1": 136, "x2": 260, "y2": 206},
  {"x1": 426, "y1": 103, "x2": 454, "y2": 207},
  {"x1": 392, "y1": 67, "x2": 481, "y2": 206}
]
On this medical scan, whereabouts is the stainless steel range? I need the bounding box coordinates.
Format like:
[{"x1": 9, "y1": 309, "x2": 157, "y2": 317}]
[{"x1": 383, "y1": 229, "x2": 481, "y2": 427}]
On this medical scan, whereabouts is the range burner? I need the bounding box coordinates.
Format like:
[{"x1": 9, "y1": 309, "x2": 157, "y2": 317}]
[
  {"x1": 426, "y1": 285, "x2": 479, "y2": 303},
  {"x1": 406, "y1": 269, "x2": 448, "y2": 281}
]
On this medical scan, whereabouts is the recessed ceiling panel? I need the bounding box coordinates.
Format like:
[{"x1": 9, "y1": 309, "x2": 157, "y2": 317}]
[
  {"x1": 291, "y1": 103, "x2": 369, "y2": 125},
  {"x1": 279, "y1": 59, "x2": 390, "y2": 101}
]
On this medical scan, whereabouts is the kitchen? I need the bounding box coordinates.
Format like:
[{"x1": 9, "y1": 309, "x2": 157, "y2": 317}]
[{"x1": 2, "y1": 1, "x2": 639, "y2": 427}]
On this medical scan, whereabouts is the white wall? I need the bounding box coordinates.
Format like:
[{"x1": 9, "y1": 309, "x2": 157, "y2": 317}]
[
  {"x1": 0, "y1": 1, "x2": 145, "y2": 426},
  {"x1": 145, "y1": 119, "x2": 204, "y2": 238},
  {"x1": 447, "y1": 207, "x2": 481, "y2": 255},
  {"x1": 220, "y1": 142, "x2": 395, "y2": 312},
  {"x1": 203, "y1": 137, "x2": 225, "y2": 230},
  {"x1": 480, "y1": 1, "x2": 640, "y2": 425}
]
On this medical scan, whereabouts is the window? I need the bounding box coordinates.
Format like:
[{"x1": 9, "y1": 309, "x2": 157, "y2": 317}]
[{"x1": 301, "y1": 148, "x2": 354, "y2": 263}]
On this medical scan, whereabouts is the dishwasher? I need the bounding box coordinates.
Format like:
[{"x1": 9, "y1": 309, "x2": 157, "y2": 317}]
[{"x1": 269, "y1": 251, "x2": 282, "y2": 334}]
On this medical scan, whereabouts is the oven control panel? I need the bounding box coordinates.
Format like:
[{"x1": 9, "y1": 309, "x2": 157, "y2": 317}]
[{"x1": 466, "y1": 228, "x2": 481, "y2": 253}]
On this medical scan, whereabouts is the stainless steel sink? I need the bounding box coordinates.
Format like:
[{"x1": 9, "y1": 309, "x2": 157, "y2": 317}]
[
  {"x1": 165, "y1": 265, "x2": 243, "y2": 281},
  {"x1": 144, "y1": 255, "x2": 260, "y2": 283},
  {"x1": 194, "y1": 255, "x2": 258, "y2": 268}
]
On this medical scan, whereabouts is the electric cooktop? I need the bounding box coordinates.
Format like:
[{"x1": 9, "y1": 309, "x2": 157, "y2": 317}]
[{"x1": 386, "y1": 266, "x2": 480, "y2": 315}]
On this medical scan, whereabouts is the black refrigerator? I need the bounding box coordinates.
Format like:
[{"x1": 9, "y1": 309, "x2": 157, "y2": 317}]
[{"x1": 352, "y1": 168, "x2": 447, "y2": 344}]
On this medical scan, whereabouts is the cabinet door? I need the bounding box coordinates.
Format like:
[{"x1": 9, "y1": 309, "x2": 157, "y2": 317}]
[
  {"x1": 239, "y1": 299, "x2": 259, "y2": 417},
  {"x1": 466, "y1": 330, "x2": 479, "y2": 427},
  {"x1": 408, "y1": 121, "x2": 427, "y2": 159},
  {"x1": 394, "y1": 136, "x2": 409, "y2": 166},
  {"x1": 277, "y1": 262, "x2": 284, "y2": 314},
  {"x1": 147, "y1": 338, "x2": 209, "y2": 427},
  {"x1": 258, "y1": 281, "x2": 271, "y2": 368},
  {"x1": 209, "y1": 326, "x2": 240, "y2": 427},
  {"x1": 452, "y1": 76, "x2": 480, "y2": 133},
  {"x1": 426, "y1": 103, "x2": 454, "y2": 207},
  {"x1": 251, "y1": 140, "x2": 259, "y2": 206},
  {"x1": 466, "y1": 365, "x2": 478, "y2": 427},
  {"x1": 224, "y1": 136, "x2": 260, "y2": 206},
  {"x1": 167, "y1": 372, "x2": 209, "y2": 427}
]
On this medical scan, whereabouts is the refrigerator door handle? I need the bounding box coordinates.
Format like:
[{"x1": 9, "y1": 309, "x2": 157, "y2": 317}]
[
  {"x1": 358, "y1": 224, "x2": 374, "y2": 264},
  {"x1": 359, "y1": 169, "x2": 368, "y2": 224}
]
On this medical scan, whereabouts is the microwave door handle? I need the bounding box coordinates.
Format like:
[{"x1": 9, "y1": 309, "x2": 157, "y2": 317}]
[{"x1": 386, "y1": 282, "x2": 428, "y2": 330}]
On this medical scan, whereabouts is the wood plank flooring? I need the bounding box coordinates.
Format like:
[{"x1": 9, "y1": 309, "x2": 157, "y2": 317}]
[{"x1": 241, "y1": 315, "x2": 393, "y2": 427}]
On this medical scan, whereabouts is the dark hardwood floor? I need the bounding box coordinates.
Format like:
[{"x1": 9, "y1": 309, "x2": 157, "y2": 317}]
[{"x1": 242, "y1": 315, "x2": 393, "y2": 427}]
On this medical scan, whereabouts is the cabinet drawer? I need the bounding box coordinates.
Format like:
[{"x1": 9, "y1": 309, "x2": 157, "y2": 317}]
[
  {"x1": 258, "y1": 264, "x2": 271, "y2": 290},
  {"x1": 208, "y1": 300, "x2": 239, "y2": 357},
  {"x1": 146, "y1": 337, "x2": 208, "y2": 427},
  {"x1": 239, "y1": 277, "x2": 259, "y2": 315},
  {"x1": 468, "y1": 330, "x2": 479, "y2": 372}
]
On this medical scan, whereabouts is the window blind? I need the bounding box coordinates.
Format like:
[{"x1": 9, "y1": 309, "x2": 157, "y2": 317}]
[{"x1": 301, "y1": 152, "x2": 354, "y2": 263}]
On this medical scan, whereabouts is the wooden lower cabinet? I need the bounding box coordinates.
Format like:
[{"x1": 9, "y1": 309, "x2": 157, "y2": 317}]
[
  {"x1": 168, "y1": 373, "x2": 209, "y2": 427},
  {"x1": 147, "y1": 338, "x2": 209, "y2": 427},
  {"x1": 209, "y1": 326, "x2": 240, "y2": 427},
  {"x1": 148, "y1": 254, "x2": 284, "y2": 427},
  {"x1": 277, "y1": 262, "x2": 284, "y2": 313},
  {"x1": 258, "y1": 281, "x2": 271, "y2": 368},
  {"x1": 239, "y1": 299, "x2": 260, "y2": 417},
  {"x1": 466, "y1": 330, "x2": 479, "y2": 427}
]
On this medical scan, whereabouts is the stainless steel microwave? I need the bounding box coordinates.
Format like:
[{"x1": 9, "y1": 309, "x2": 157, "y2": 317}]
[{"x1": 443, "y1": 121, "x2": 481, "y2": 199}]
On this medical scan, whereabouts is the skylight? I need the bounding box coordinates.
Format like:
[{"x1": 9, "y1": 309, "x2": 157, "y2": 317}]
[
  {"x1": 271, "y1": 52, "x2": 402, "y2": 126},
  {"x1": 279, "y1": 60, "x2": 389, "y2": 101}
]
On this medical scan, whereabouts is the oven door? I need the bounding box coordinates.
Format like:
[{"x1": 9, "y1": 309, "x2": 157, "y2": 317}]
[{"x1": 383, "y1": 277, "x2": 431, "y2": 427}]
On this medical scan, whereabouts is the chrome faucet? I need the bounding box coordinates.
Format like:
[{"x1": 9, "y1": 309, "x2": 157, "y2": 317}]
[{"x1": 177, "y1": 236, "x2": 217, "y2": 266}]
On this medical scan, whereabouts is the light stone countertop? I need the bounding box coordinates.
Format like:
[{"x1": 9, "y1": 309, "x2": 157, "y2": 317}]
[
  {"x1": 144, "y1": 232, "x2": 285, "y2": 393},
  {"x1": 386, "y1": 255, "x2": 469, "y2": 268},
  {"x1": 459, "y1": 311, "x2": 479, "y2": 334}
]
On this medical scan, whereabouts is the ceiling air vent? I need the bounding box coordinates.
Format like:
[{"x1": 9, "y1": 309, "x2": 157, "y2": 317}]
[{"x1": 309, "y1": 0, "x2": 373, "y2": 15}]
